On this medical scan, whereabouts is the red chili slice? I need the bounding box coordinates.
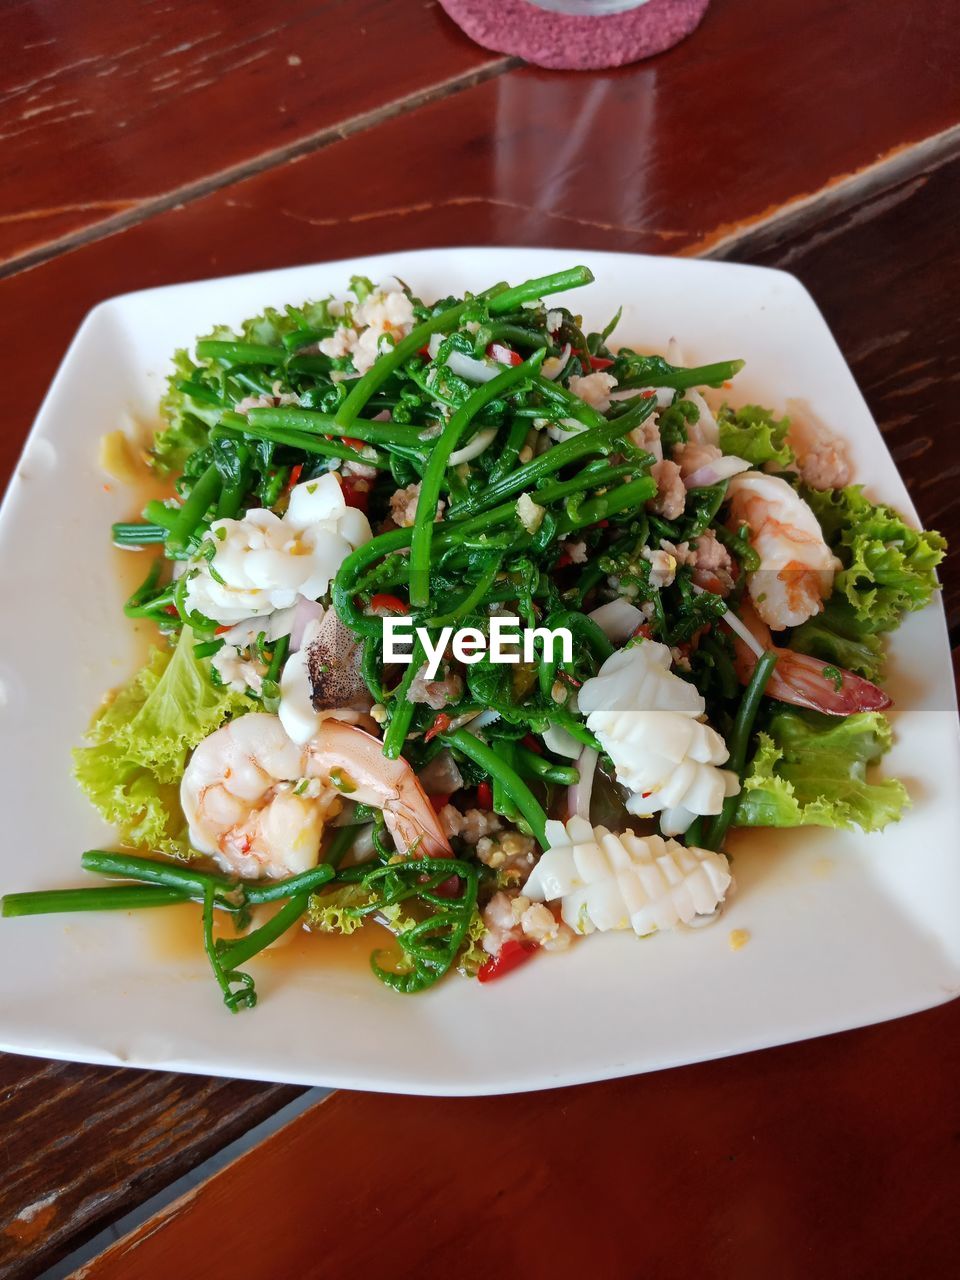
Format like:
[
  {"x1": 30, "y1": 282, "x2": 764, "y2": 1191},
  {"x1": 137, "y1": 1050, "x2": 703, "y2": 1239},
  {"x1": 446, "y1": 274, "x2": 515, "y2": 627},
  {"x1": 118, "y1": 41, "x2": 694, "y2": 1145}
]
[
  {"x1": 477, "y1": 939, "x2": 537, "y2": 984},
  {"x1": 428, "y1": 792, "x2": 451, "y2": 814},
  {"x1": 475, "y1": 781, "x2": 493, "y2": 810},
  {"x1": 487, "y1": 342, "x2": 522, "y2": 367},
  {"x1": 424, "y1": 712, "x2": 451, "y2": 743},
  {"x1": 340, "y1": 475, "x2": 370, "y2": 511},
  {"x1": 587, "y1": 355, "x2": 614, "y2": 371},
  {"x1": 370, "y1": 593, "x2": 409, "y2": 614}
]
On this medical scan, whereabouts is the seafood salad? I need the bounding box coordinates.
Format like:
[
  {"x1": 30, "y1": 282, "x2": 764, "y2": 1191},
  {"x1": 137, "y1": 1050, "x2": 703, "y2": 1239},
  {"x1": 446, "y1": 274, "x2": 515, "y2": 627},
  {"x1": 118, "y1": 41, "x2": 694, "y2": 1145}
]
[{"x1": 3, "y1": 265, "x2": 946, "y2": 1007}]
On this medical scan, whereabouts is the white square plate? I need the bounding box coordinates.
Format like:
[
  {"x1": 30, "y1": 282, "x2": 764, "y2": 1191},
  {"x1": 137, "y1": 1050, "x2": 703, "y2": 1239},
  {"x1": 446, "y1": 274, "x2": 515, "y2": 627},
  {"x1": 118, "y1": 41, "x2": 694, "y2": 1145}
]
[{"x1": 1, "y1": 248, "x2": 957, "y2": 1095}]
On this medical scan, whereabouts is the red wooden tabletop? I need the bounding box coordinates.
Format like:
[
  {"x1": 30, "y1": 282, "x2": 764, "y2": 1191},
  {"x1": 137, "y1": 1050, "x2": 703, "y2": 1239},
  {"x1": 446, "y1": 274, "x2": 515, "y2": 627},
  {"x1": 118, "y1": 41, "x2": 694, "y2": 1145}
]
[{"x1": 0, "y1": 1, "x2": 957, "y2": 1276}]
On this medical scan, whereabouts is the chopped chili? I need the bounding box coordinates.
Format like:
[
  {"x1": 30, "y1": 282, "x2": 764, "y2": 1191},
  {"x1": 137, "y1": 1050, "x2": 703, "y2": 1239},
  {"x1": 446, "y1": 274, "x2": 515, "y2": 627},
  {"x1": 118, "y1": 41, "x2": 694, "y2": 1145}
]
[
  {"x1": 424, "y1": 712, "x2": 451, "y2": 743},
  {"x1": 477, "y1": 939, "x2": 537, "y2": 983},
  {"x1": 370, "y1": 593, "x2": 409, "y2": 614}
]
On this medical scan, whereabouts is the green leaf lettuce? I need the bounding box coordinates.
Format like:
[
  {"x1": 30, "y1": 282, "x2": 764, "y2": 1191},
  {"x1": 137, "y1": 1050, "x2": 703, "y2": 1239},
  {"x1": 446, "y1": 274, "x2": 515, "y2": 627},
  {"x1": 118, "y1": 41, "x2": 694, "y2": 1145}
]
[
  {"x1": 718, "y1": 403, "x2": 794, "y2": 468},
  {"x1": 735, "y1": 709, "x2": 909, "y2": 832},
  {"x1": 802, "y1": 484, "x2": 945, "y2": 631},
  {"x1": 73, "y1": 629, "x2": 249, "y2": 856}
]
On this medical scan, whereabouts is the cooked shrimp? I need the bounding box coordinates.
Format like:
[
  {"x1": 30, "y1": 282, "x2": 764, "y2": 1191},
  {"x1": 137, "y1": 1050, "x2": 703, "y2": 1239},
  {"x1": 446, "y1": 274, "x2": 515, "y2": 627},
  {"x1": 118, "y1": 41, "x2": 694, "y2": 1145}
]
[
  {"x1": 726, "y1": 471, "x2": 841, "y2": 629},
  {"x1": 730, "y1": 602, "x2": 891, "y2": 716},
  {"x1": 182, "y1": 713, "x2": 451, "y2": 878},
  {"x1": 304, "y1": 720, "x2": 451, "y2": 859}
]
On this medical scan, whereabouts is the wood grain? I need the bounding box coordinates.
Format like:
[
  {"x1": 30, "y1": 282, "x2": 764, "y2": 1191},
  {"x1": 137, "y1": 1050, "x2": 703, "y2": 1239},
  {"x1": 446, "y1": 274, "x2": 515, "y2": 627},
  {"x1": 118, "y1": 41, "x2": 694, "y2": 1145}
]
[
  {"x1": 0, "y1": 1055, "x2": 303, "y2": 1279},
  {"x1": 0, "y1": 0, "x2": 504, "y2": 265},
  {"x1": 76, "y1": 993, "x2": 960, "y2": 1280},
  {"x1": 2, "y1": 0, "x2": 958, "y2": 274}
]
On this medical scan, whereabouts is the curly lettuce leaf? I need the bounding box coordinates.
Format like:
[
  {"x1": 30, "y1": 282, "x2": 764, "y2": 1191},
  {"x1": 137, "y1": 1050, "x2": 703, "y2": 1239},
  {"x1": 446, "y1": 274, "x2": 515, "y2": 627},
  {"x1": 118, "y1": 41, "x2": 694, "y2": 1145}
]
[
  {"x1": 802, "y1": 485, "x2": 945, "y2": 631},
  {"x1": 73, "y1": 629, "x2": 248, "y2": 856},
  {"x1": 307, "y1": 883, "x2": 372, "y2": 935},
  {"x1": 456, "y1": 908, "x2": 489, "y2": 977},
  {"x1": 210, "y1": 297, "x2": 344, "y2": 349},
  {"x1": 152, "y1": 298, "x2": 345, "y2": 472},
  {"x1": 789, "y1": 599, "x2": 886, "y2": 681},
  {"x1": 735, "y1": 709, "x2": 909, "y2": 832},
  {"x1": 153, "y1": 348, "x2": 221, "y2": 473},
  {"x1": 717, "y1": 403, "x2": 794, "y2": 467}
]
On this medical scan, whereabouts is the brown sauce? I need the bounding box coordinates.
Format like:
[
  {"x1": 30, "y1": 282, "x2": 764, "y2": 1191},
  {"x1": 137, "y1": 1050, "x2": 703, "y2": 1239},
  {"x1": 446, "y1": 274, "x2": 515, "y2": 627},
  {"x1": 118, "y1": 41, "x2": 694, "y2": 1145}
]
[{"x1": 146, "y1": 901, "x2": 398, "y2": 975}]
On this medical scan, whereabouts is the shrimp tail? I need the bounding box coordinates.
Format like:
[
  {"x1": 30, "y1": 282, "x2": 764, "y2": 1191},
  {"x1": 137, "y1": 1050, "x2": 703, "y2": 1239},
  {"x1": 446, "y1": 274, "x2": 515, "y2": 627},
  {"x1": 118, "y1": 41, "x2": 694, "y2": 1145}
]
[
  {"x1": 307, "y1": 721, "x2": 452, "y2": 858},
  {"x1": 731, "y1": 603, "x2": 892, "y2": 717}
]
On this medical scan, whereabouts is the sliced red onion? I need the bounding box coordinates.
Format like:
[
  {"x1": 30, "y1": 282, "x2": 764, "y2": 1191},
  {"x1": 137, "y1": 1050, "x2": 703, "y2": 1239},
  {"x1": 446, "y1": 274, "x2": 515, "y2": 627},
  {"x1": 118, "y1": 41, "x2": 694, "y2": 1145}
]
[
  {"x1": 541, "y1": 343, "x2": 572, "y2": 381},
  {"x1": 448, "y1": 426, "x2": 498, "y2": 466},
  {"x1": 417, "y1": 749, "x2": 464, "y2": 796},
  {"x1": 543, "y1": 723, "x2": 582, "y2": 760},
  {"x1": 683, "y1": 454, "x2": 750, "y2": 489},
  {"x1": 588, "y1": 599, "x2": 647, "y2": 643},
  {"x1": 690, "y1": 583, "x2": 765, "y2": 658},
  {"x1": 372, "y1": 409, "x2": 392, "y2": 422},
  {"x1": 568, "y1": 745, "x2": 599, "y2": 821},
  {"x1": 289, "y1": 595, "x2": 325, "y2": 652},
  {"x1": 444, "y1": 350, "x2": 499, "y2": 383},
  {"x1": 683, "y1": 388, "x2": 719, "y2": 445}
]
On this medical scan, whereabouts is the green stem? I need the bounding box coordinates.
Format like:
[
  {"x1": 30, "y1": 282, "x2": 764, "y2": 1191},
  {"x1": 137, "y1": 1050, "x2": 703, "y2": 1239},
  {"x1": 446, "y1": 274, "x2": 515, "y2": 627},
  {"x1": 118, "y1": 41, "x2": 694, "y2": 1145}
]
[
  {"x1": 216, "y1": 416, "x2": 387, "y2": 469},
  {"x1": 446, "y1": 397, "x2": 654, "y2": 521},
  {"x1": 196, "y1": 340, "x2": 287, "y2": 366},
  {"x1": 474, "y1": 323, "x2": 552, "y2": 354},
  {"x1": 202, "y1": 884, "x2": 257, "y2": 1012},
  {"x1": 244, "y1": 864, "x2": 333, "y2": 904},
  {"x1": 81, "y1": 849, "x2": 244, "y2": 906},
  {"x1": 142, "y1": 502, "x2": 180, "y2": 531},
  {"x1": 112, "y1": 522, "x2": 167, "y2": 546},
  {"x1": 532, "y1": 375, "x2": 605, "y2": 428},
  {"x1": 382, "y1": 637, "x2": 425, "y2": 759},
  {"x1": 702, "y1": 650, "x2": 778, "y2": 851},
  {"x1": 441, "y1": 728, "x2": 548, "y2": 847},
  {"x1": 246, "y1": 406, "x2": 423, "y2": 448},
  {"x1": 425, "y1": 556, "x2": 503, "y2": 626},
  {"x1": 217, "y1": 893, "x2": 312, "y2": 970},
  {"x1": 265, "y1": 634, "x2": 290, "y2": 683},
  {"x1": 487, "y1": 265, "x2": 594, "y2": 314},
  {"x1": 410, "y1": 351, "x2": 546, "y2": 607},
  {"x1": 619, "y1": 358, "x2": 745, "y2": 391},
  {"x1": 2, "y1": 886, "x2": 189, "y2": 916},
  {"x1": 334, "y1": 299, "x2": 477, "y2": 428},
  {"x1": 554, "y1": 475, "x2": 657, "y2": 533},
  {"x1": 322, "y1": 824, "x2": 362, "y2": 870},
  {"x1": 332, "y1": 528, "x2": 414, "y2": 639},
  {"x1": 167, "y1": 463, "x2": 222, "y2": 553},
  {"x1": 515, "y1": 746, "x2": 579, "y2": 786}
]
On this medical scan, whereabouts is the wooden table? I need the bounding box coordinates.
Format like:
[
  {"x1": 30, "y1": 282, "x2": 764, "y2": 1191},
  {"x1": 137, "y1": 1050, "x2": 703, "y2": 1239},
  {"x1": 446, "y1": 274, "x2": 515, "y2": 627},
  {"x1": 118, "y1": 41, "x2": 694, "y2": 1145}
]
[{"x1": 1, "y1": 2, "x2": 957, "y2": 1275}]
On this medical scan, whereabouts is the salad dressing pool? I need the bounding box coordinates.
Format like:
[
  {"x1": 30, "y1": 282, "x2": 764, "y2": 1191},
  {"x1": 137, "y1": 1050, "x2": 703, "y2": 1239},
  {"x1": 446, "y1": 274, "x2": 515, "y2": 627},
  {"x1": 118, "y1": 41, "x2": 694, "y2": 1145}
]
[{"x1": 147, "y1": 901, "x2": 399, "y2": 975}]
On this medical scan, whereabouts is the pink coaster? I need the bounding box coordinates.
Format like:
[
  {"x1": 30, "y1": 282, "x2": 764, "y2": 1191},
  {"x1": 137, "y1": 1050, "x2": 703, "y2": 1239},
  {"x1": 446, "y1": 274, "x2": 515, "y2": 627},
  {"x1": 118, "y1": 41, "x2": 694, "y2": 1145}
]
[{"x1": 439, "y1": 0, "x2": 711, "y2": 71}]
